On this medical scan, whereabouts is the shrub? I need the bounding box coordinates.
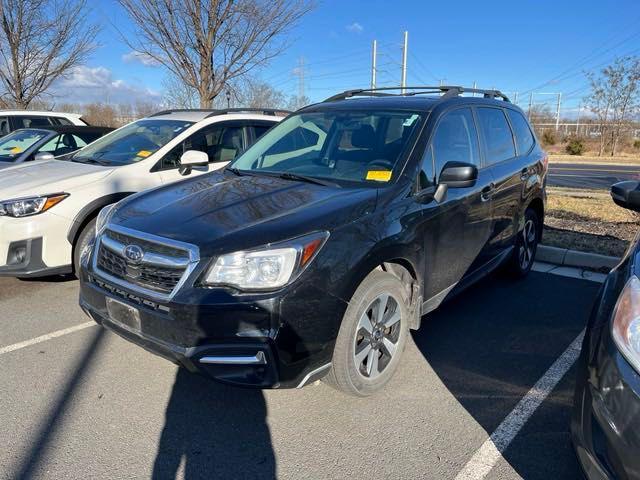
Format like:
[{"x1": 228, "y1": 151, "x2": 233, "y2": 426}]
[
  {"x1": 634, "y1": 139, "x2": 640, "y2": 150},
  {"x1": 542, "y1": 130, "x2": 556, "y2": 146},
  {"x1": 565, "y1": 137, "x2": 585, "y2": 155}
]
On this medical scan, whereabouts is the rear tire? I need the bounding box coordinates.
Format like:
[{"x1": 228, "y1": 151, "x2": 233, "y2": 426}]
[
  {"x1": 73, "y1": 218, "x2": 96, "y2": 277},
  {"x1": 507, "y1": 208, "x2": 540, "y2": 278},
  {"x1": 324, "y1": 270, "x2": 409, "y2": 396}
]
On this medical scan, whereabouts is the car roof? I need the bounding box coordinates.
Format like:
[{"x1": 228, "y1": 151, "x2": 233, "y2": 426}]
[
  {"x1": 14, "y1": 126, "x2": 113, "y2": 135},
  {"x1": 146, "y1": 108, "x2": 290, "y2": 123},
  {"x1": 0, "y1": 110, "x2": 83, "y2": 118}
]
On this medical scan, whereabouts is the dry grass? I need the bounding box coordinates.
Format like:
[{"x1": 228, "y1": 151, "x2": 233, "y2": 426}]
[
  {"x1": 543, "y1": 190, "x2": 638, "y2": 257},
  {"x1": 548, "y1": 154, "x2": 640, "y2": 166}
]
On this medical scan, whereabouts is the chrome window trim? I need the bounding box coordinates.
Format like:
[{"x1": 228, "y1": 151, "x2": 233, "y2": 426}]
[{"x1": 92, "y1": 223, "x2": 200, "y2": 302}]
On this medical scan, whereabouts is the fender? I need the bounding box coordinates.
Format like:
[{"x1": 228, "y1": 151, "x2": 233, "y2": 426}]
[{"x1": 67, "y1": 192, "x2": 136, "y2": 244}]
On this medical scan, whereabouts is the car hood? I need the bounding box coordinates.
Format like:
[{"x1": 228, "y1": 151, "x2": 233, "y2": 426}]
[
  {"x1": 111, "y1": 171, "x2": 377, "y2": 256},
  {"x1": 0, "y1": 160, "x2": 114, "y2": 198}
]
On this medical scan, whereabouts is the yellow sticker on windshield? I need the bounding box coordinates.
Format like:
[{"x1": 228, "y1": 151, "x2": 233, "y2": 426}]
[
  {"x1": 366, "y1": 170, "x2": 392, "y2": 182},
  {"x1": 10, "y1": 147, "x2": 22, "y2": 154},
  {"x1": 137, "y1": 150, "x2": 153, "y2": 158}
]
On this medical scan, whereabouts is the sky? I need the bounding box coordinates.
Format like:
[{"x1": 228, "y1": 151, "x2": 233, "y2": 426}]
[{"x1": 61, "y1": 0, "x2": 640, "y2": 117}]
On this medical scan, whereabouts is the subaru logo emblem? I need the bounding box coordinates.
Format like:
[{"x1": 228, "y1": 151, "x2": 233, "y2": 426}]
[{"x1": 124, "y1": 244, "x2": 144, "y2": 264}]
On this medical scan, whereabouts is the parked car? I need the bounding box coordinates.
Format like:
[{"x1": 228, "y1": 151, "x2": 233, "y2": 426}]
[
  {"x1": 0, "y1": 110, "x2": 87, "y2": 137},
  {"x1": 0, "y1": 126, "x2": 113, "y2": 169},
  {"x1": 571, "y1": 180, "x2": 640, "y2": 479},
  {"x1": 78, "y1": 86, "x2": 547, "y2": 396},
  {"x1": 0, "y1": 108, "x2": 284, "y2": 278}
]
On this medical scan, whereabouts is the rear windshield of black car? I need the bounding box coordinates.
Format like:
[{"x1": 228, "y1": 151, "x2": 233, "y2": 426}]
[{"x1": 228, "y1": 110, "x2": 424, "y2": 186}]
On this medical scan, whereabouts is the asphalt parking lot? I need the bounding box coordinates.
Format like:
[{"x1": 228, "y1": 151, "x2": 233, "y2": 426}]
[{"x1": 0, "y1": 269, "x2": 601, "y2": 480}]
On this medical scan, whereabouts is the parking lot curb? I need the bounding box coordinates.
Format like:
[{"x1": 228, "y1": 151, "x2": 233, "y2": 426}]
[{"x1": 536, "y1": 245, "x2": 620, "y2": 271}]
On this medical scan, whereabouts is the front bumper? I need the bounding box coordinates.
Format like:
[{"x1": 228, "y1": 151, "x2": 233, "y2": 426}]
[
  {"x1": 0, "y1": 213, "x2": 73, "y2": 277},
  {"x1": 79, "y1": 263, "x2": 346, "y2": 389},
  {"x1": 572, "y1": 327, "x2": 640, "y2": 479}
]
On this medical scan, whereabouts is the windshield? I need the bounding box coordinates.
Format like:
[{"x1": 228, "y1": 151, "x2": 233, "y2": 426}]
[
  {"x1": 71, "y1": 119, "x2": 193, "y2": 166},
  {"x1": 0, "y1": 130, "x2": 49, "y2": 162},
  {"x1": 229, "y1": 110, "x2": 424, "y2": 186}
]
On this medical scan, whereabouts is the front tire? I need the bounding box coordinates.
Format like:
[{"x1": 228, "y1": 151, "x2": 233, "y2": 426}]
[
  {"x1": 324, "y1": 270, "x2": 409, "y2": 396},
  {"x1": 73, "y1": 218, "x2": 96, "y2": 277},
  {"x1": 507, "y1": 208, "x2": 540, "y2": 278}
]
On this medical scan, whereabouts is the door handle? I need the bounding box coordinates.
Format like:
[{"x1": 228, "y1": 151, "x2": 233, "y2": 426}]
[{"x1": 481, "y1": 183, "x2": 495, "y2": 202}]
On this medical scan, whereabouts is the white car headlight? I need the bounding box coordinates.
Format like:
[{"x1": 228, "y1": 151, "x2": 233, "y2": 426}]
[
  {"x1": 95, "y1": 203, "x2": 116, "y2": 234},
  {"x1": 612, "y1": 275, "x2": 640, "y2": 374},
  {"x1": 0, "y1": 193, "x2": 68, "y2": 218},
  {"x1": 204, "y1": 232, "x2": 329, "y2": 291}
]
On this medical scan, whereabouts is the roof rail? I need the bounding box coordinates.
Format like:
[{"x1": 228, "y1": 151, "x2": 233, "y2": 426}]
[
  {"x1": 150, "y1": 108, "x2": 291, "y2": 118},
  {"x1": 324, "y1": 86, "x2": 511, "y2": 103}
]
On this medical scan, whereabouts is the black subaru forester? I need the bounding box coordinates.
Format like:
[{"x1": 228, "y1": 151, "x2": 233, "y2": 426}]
[{"x1": 79, "y1": 86, "x2": 547, "y2": 396}]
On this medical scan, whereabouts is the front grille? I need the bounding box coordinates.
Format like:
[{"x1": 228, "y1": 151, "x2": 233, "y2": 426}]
[{"x1": 95, "y1": 228, "x2": 193, "y2": 295}]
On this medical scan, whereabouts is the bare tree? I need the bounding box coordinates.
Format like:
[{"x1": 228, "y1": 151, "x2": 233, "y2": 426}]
[
  {"x1": 585, "y1": 56, "x2": 640, "y2": 156},
  {"x1": 117, "y1": 0, "x2": 313, "y2": 108},
  {"x1": 238, "y1": 78, "x2": 286, "y2": 108},
  {"x1": 0, "y1": 0, "x2": 100, "y2": 108},
  {"x1": 162, "y1": 73, "x2": 200, "y2": 109}
]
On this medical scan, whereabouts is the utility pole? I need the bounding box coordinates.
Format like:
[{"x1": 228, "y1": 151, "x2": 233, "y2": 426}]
[
  {"x1": 371, "y1": 40, "x2": 377, "y2": 89},
  {"x1": 401, "y1": 31, "x2": 408, "y2": 93},
  {"x1": 576, "y1": 104, "x2": 581, "y2": 135},
  {"x1": 528, "y1": 92, "x2": 533, "y2": 120},
  {"x1": 513, "y1": 92, "x2": 519, "y2": 104},
  {"x1": 472, "y1": 80, "x2": 477, "y2": 97},
  {"x1": 293, "y1": 56, "x2": 305, "y2": 104},
  {"x1": 555, "y1": 92, "x2": 562, "y2": 131}
]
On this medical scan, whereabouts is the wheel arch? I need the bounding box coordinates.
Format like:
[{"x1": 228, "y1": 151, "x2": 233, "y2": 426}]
[
  {"x1": 525, "y1": 195, "x2": 545, "y2": 241},
  {"x1": 67, "y1": 192, "x2": 135, "y2": 260}
]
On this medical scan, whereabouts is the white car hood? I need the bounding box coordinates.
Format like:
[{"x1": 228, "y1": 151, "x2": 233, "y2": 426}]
[{"x1": 0, "y1": 160, "x2": 115, "y2": 198}]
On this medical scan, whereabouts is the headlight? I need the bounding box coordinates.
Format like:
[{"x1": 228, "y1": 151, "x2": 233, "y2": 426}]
[
  {"x1": 95, "y1": 204, "x2": 115, "y2": 234},
  {"x1": 612, "y1": 275, "x2": 640, "y2": 373},
  {"x1": 204, "y1": 231, "x2": 329, "y2": 290},
  {"x1": 0, "y1": 193, "x2": 68, "y2": 218}
]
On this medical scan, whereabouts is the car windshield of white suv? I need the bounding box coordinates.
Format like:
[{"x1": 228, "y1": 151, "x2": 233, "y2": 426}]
[
  {"x1": 228, "y1": 110, "x2": 424, "y2": 186},
  {"x1": 70, "y1": 119, "x2": 194, "y2": 166},
  {"x1": 0, "y1": 130, "x2": 49, "y2": 162}
]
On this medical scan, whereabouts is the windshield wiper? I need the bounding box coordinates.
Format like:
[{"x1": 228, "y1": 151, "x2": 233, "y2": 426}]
[
  {"x1": 226, "y1": 167, "x2": 246, "y2": 176},
  {"x1": 71, "y1": 157, "x2": 109, "y2": 166},
  {"x1": 276, "y1": 172, "x2": 338, "y2": 187}
]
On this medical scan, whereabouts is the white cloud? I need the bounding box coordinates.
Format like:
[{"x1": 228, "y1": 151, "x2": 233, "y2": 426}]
[
  {"x1": 122, "y1": 50, "x2": 160, "y2": 67},
  {"x1": 52, "y1": 66, "x2": 162, "y2": 104},
  {"x1": 346, "y1": 22, "x2": 364, "y2": 34}
]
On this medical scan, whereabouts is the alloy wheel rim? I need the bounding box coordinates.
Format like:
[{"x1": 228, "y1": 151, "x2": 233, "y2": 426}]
[
  {"x1": 518, "y1": 219, "x2": 536, "y2": 270},
  {"x1": 353, "y1": 293, "x2": 402, "y2": 379}
]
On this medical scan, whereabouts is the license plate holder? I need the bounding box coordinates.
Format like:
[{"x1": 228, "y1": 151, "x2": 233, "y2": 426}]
[{"x1": 106, "y1": 297, "x2": 141, "y2": 332}]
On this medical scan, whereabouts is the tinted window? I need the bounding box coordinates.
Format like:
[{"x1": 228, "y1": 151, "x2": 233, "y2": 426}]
[
  {"x1": 159, "y1": 124, "x2": 244, "y2": 170},
  {"x1": 476, "y1": 108, "x2": 515, "y2": 164},
  {"x1": 419, "y1": 144, "x2": 434, "y2": 190},
  {"x1": 55, "y1": 117, "x2": 73, "y2": 126},
  {"x1": 254, "y1": 125, "x2": 271, "y2": 139},
  {"x1": 506, "y1": 110, "x2": 535, "y2": 155},
  {"x1": 432, "y1": 108, "x2": 480, "y2": 179},
  {"x1": 13, "y1": 116, "x2": 55, "y2": 129},
  {"x1": 0, "y1": 117, "x2": 9, "y2": 136}
]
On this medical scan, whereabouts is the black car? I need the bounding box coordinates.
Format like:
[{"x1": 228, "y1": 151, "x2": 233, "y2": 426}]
[
  {"x1": 571, "y1": 181, "x2": 640, "y2": 479},
  {"x1": 78, "y1": 86, "x2": 547, "y2": 396},
  {"x1": 0, "y1": 125, "x2": 113, "y2": 169}
]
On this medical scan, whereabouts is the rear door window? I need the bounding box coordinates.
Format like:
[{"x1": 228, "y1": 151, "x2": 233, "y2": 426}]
[
  {"x1": 0, "y1": 117, "x2": 9, "y2": 136},
  {"x1": 506, "y1": 110, "x2": 535, "y2": 155},
  {"x1": 476, "y1": 108, "x2": 516, "y2": 165},
  {"x1": 13, "y1": 116, "x2": 55, "y2": 129}
]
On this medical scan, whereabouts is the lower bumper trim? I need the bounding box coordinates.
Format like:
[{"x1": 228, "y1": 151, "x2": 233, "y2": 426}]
[{"x1": 199, "y1": 352, "x2": 266, "y2": 365}]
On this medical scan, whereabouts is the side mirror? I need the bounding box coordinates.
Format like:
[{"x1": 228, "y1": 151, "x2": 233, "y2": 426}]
[
  {"x1": 34, "y1": 152, "x2": 54, "y2": 162},
  {"x1": 179, "y1": 150, "x2": 209, "y2": 175},
  {"x1": 611, "y1": 180, "x2": 640, "y2": 212},
  {"x1": 438, "y1": 161, "x2": 478, "y2": 188}
]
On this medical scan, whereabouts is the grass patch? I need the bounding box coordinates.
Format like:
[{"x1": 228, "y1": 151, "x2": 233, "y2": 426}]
[
  {"x1": 548, "y1": 154, "x2": 640, "y2": 166},
  {"x1": 543, "y1": 190, "x2": 638, "y2": 257}
]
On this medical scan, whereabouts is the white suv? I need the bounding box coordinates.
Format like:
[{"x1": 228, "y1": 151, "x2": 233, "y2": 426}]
[
  {"x1": 0, "y1": 109, "x2": 284, "y2": 277},
  {"x1": 0, "y1": 110, "x2": 87, "y2": 136}
]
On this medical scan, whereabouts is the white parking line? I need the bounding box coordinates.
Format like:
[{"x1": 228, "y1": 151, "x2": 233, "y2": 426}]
[
  {"x1": 0, "y1": 322, "x2": 96, "y2": 356},
  {"x1": 454, "y1": 330, "x2": 585, "y2": 480}
]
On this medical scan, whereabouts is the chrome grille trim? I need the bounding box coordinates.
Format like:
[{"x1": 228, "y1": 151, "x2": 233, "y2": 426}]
[{"x1": 92, "y1": 224, "x2": 200, "y2": 302}]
